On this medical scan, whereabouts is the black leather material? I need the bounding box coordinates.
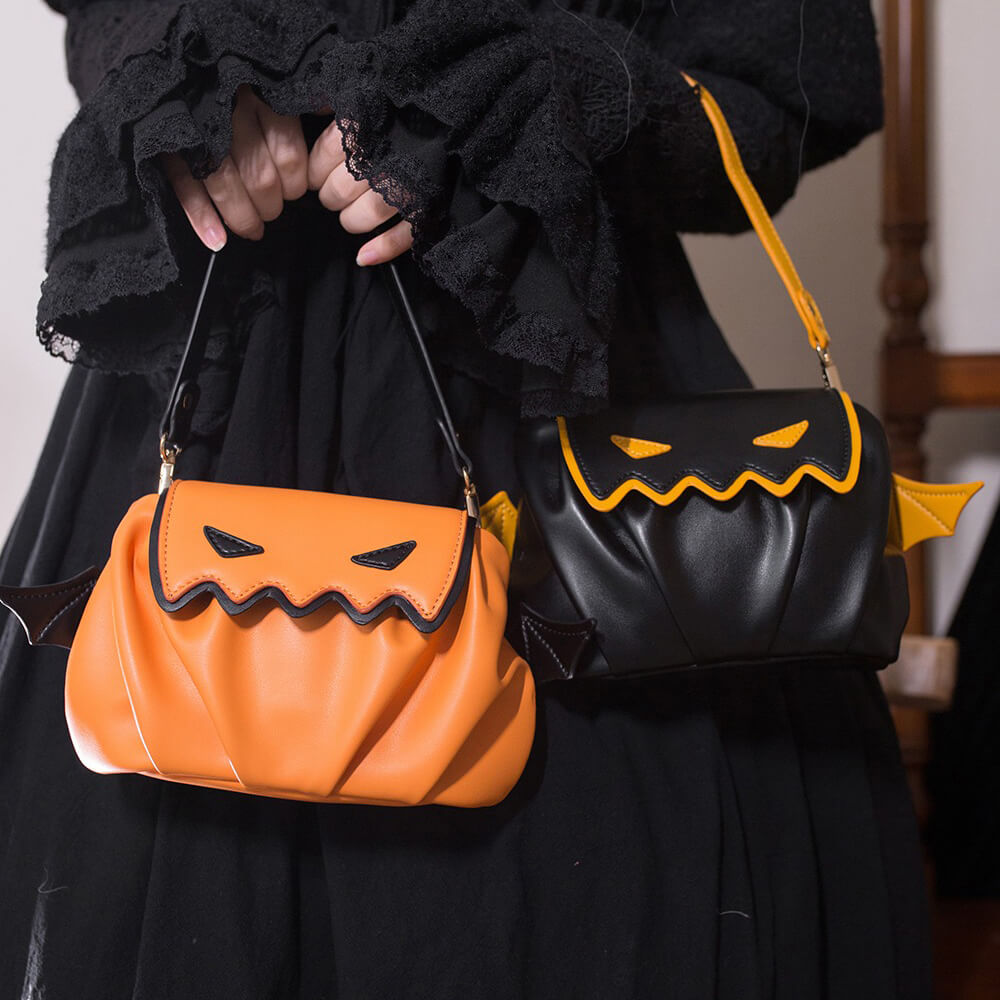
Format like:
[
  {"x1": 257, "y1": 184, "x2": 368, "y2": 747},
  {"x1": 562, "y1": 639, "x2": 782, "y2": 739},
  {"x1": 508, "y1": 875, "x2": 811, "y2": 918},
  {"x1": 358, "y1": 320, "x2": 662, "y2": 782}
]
[
  {"x1": 158, "y1": 254, "x2": 219, "y2": 451},
  {"x1": 162, "y1": 253, "x2": 475, "y2": 487},
  {"x1": 351, "y1": 540, "x2": 417, "y2": 570},
  {"x1": 203, "y1": 525, "x2": 265, "y2": 558},
  {"x1": 565, "y1": 388, "x2": 855, "y2": 501},
  {"x1": 510, "y1": 388, "x2": 909, "y2": 682},
  {"x1": 518, "y1": 604, "x2": 597, "y2": 681},
  {"x1": 0, "y1": 566, "x2": 101, "y2": 649}
]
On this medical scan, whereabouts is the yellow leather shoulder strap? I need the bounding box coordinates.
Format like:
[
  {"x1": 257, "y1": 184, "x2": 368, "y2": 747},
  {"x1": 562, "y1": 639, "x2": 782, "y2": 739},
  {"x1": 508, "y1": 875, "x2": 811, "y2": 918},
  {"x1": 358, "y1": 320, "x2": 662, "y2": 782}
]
[{"x1": 682, "y1": 73, "x2": 838, "y2": 382}]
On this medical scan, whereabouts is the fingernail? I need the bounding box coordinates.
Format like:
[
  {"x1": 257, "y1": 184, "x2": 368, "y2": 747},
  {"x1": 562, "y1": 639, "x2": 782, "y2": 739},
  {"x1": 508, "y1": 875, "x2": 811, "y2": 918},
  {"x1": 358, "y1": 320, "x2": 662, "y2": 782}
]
[
  {"x1": 205, "y1": 227, "x2": 226, "y2": 252},
  {"x1": 356, "y1": 246, "x2": 378, "y2": 266}
]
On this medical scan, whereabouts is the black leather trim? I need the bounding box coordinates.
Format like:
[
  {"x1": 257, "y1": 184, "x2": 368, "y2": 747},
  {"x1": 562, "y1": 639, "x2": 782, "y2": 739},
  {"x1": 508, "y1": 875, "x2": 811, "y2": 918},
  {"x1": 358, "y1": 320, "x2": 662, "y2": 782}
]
[
  {"x1": 519, "y1": 604, "x2": 596, "y2": 682},
  {"x1": 158, "y1": 254, "x2": 219, "y2": 452},
  {"x1": 149, "y1": 489, "x2": 475, "y2": 634},
  {"x1": 161, "y1": 253, "x2": 474, "y2": 489},
  {"x1": 0, "y1": 566, "x2": 100, "y2": 649},
  {"x1": 351, "y1": 540, "x2": 417, "y2": 571},
  {"x1": 203, "y1": 525, "x2": 264, "y2": 558}
]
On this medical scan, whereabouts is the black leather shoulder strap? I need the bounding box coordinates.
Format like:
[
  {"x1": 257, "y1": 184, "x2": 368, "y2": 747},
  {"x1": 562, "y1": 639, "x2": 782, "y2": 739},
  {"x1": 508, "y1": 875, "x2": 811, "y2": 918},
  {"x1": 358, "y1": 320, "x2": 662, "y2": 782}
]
[
  {"x1": 158, "y1": 253, "x2": 473, "y2": 486},
  {"x1": 158, "y1": 252, "x2": 220, "y2": 452},
  {"x1": 381, "y1": 260, "x2": 474, "y2": 481}
]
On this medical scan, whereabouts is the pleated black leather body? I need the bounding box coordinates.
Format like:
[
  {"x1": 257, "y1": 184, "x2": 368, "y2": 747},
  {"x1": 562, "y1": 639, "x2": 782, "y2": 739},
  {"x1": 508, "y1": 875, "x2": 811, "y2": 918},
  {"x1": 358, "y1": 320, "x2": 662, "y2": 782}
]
[
  {"x1": 506, "y1": 78, "x2": 913, "y2": 684},
  {"x1": 509, "y1": 387, "x2": 909, "y2": 683}
]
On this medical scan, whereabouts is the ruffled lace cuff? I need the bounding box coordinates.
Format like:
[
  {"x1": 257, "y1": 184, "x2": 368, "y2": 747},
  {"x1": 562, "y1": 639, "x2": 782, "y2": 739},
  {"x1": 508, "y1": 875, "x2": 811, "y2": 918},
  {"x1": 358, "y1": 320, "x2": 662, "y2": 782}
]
[{"x1": 39, "y1": 0, "x2": 623, "y2": 415}]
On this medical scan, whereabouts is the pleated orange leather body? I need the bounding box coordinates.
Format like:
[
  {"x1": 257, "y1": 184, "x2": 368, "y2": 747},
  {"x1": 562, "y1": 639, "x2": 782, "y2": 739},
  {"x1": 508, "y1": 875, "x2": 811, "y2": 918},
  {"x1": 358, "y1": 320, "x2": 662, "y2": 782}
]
[{"x1": 66, "y1": 480, "x2": 535, "y2": 807}]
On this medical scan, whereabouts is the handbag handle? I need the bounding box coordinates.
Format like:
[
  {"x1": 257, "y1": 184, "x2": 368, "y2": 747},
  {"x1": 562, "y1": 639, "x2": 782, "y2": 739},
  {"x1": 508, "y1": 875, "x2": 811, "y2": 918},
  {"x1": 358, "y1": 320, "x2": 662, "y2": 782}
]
[
  {"x1": 159, "y1": 77, "x2": 834, "y2": 495},
  {"x1": 157, "y1": 253, "x2": 479, "y2": 517},
  {"x1": 683, "y1": 73, "x2": 842, "y2": 390}
]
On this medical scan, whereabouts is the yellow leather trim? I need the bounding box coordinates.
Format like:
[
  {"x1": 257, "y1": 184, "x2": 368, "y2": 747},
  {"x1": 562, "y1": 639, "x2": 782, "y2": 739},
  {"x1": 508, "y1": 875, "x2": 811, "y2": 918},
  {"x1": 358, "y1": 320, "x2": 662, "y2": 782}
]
[
  {"x1": 753, "y1": 420, "x2": 809, "y2": 449},
  {"x1": 479, "y1": 490, "x2": 520, "y2": 560},
  {"x1": 886, "y1": 474, "x2": 983, "y2": 552},
  {"x1": 610, "y1": 435, "x2": 672, "y2": 460},
  {"x1": 558, "y1": 390, "x2": 862, "y2": 512},
  {"x1": 682, "y1": 73, "x2": 831, "y2": 355}
]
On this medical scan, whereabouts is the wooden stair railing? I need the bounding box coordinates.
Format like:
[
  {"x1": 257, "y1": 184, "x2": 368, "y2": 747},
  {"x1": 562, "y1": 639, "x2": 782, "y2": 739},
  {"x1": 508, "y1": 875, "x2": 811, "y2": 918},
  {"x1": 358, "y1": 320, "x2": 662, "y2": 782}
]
[{"x1": 880, "y1": 2, "x2": 1000, "y2": 995}]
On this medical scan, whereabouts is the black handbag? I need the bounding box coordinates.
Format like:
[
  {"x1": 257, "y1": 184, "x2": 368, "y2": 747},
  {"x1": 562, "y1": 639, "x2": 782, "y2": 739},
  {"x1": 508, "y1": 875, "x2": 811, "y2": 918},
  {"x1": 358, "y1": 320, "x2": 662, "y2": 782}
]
[{"x1": 507, "y1": 76, "x2": 979, "y2": 683}]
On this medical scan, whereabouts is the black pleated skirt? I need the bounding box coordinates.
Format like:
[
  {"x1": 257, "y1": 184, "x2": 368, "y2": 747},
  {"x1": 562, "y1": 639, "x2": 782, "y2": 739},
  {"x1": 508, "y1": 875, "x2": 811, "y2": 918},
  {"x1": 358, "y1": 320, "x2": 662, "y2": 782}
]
[{"x1": 0, "y1": 211, "x2": 931, "y2": 999}]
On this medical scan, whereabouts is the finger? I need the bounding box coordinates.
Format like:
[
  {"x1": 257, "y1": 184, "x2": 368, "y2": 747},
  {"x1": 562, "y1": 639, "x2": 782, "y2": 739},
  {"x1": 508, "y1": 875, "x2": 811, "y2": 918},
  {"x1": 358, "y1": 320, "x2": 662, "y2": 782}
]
[
  {"x1": 307, "y1": 120, "x2": 347, "y2": 190},
  {"x1": 230, "y1": 97, "x2": 283, "y2": 223},
  {"x1": 355, "y1": 219, "x2": 415, "y2": 266},
  {"x1": 203, "y1": 156, "x2": 265, "y2": 240},
  {"x1": 256, "y1": 102, "x2": 308, "y2": 201},
  {"x1": 338, "y1": 188, "x2": 398, "y2": 235},
  {"x1": 317, "y1": 162, "x2": 370, "y2": 213},
  {"x1": 163, "y1": 154, "x2": 227, "y2": 251}
]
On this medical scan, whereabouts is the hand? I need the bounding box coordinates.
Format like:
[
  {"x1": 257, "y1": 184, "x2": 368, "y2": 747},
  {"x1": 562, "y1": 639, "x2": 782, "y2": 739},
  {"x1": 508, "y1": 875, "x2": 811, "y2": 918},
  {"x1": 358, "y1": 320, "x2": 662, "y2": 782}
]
[
  {"x1": 307, "y1": 120, "x2": 414, "y2": 266},
  {"x1": 164, "y1": 85, "x2": 308, "y2": 250}
]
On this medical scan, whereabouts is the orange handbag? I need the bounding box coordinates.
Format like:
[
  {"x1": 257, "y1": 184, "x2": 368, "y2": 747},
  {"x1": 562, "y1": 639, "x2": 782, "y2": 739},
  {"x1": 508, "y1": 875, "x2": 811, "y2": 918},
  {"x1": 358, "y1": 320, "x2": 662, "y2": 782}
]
[{"x1": 1, "y1": 257, "x2": 536, "y2": 808}]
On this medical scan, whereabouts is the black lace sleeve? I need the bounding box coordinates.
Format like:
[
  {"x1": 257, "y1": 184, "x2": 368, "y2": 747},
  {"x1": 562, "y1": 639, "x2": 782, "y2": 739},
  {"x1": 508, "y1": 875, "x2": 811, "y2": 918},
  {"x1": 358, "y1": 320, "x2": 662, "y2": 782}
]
[
  {"x1": 38, "y1": 0, "x2": 882, "y2": 415},
  {"x1": 38, "y1": 0, "x2": 360, "y2": 374},
  {"x1": 545, "y1": 0, "x2": 883, "y2": 232}
]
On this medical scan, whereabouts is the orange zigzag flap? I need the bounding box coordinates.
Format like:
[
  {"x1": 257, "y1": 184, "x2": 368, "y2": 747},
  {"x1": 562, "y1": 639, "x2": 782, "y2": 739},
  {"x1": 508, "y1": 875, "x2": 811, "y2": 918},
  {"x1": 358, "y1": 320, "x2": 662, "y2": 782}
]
[{"x1": 150, "y1": 480, "x2": 475, "y2": 633}]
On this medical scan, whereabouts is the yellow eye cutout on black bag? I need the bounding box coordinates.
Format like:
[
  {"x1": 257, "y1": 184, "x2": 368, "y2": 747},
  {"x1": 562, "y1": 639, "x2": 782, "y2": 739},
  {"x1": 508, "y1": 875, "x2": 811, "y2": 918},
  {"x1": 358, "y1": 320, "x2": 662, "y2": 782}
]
[{"x1": 507, "y1": 74, "x2": 983, "y2": 683}]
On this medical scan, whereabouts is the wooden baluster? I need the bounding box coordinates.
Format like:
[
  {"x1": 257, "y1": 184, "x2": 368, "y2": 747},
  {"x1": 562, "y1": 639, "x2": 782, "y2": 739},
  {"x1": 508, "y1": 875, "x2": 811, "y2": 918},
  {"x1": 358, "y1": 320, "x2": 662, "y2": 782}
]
[
  {"x1": 880, "y1": 0, "x2": 932, "y2": 823},
  {"x1": 881, "y1": 5, "x2": 1000, "y2": 995}
]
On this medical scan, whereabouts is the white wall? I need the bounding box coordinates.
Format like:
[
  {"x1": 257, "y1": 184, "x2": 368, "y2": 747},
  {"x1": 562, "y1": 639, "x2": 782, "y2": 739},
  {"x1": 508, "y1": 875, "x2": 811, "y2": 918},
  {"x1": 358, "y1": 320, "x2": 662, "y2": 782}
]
[
  {"x1": 1, "y1": 4, "x2": 997, "y2": 636},
  {"x1": 683, "y1": 134, "x2": 882, "y2": 412},
  {"x1": 923, "y1": 2, "x2": 1000, "y2": 632},
  {"x1": 0, "y1": 4, "x2": 76, "y2": 536}
]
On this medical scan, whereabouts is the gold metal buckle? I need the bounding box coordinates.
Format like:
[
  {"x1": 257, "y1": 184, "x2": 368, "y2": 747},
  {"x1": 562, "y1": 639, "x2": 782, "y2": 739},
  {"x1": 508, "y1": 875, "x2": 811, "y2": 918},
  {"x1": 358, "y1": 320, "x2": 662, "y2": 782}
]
[
  {"x1": 158, "y1": 435, "x2": 180, "y2": 494},
  {"x1": 462, "y1": 467, "x2": 480, "y2": 519},
  {"x1": 816, "y1": 345, "x2": 844, "y2": 391}
]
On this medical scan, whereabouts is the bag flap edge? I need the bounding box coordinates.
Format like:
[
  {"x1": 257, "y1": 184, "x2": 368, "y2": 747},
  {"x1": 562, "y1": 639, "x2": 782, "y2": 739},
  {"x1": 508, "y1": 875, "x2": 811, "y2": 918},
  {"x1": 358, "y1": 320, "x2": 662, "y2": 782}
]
[
  {"x1": 558, "y1": 389, "x2": 863, "y2": 512},
  {"x1": 147, "y1": 483, "x2": 476, "y2": 634}
]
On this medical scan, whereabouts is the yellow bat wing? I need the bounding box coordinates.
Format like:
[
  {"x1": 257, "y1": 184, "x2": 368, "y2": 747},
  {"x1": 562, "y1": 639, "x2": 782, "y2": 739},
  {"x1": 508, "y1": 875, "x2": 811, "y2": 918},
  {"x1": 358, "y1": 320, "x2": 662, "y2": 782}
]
[
  {"x1": 887, "y1": 473, "x2": 984, "y2": 553},
  {"x1": 479, "y1": 490, "x2": 520, "y2": 560}
]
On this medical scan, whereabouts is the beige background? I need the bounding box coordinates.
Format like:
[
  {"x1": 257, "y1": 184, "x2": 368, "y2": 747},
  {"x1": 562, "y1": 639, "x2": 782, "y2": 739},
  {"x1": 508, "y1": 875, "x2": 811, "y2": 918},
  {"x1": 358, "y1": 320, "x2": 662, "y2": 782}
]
[
  {"x1": 0, "y1": 3, "x2": 77, "y2": 519},
  {"x1": 2, "y1": 4, "x2": 997, "y2": 634}
]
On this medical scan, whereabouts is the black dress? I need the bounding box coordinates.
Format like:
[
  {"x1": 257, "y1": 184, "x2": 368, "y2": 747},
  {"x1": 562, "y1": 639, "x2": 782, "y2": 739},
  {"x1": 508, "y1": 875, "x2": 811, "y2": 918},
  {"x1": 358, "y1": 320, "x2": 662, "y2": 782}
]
[{"x1": 1, "y1": 1, "x2": 930, "y2": 997}]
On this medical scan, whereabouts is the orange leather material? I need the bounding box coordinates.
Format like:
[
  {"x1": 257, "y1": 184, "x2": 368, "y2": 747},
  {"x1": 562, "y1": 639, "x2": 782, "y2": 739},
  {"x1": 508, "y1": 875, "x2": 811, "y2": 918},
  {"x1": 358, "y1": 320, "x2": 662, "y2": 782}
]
[
  {"x1": 886, "y1": 474, "x2": 984, "y2": 553},
  {"x1": 155, "y1": 481, "x2": 469, "y2": 625},
  {"x1": 609, "y1": 435, "x2": 672, "y2": 460},
  {"x1": 65, "y1": 488, "x2": 536, "y2": 808},
  {"x1": 682, "y1": 73, "x2": 831, "y2": 355},
  {"x1": 752, "y1": 420, "x2": 809, "y2": 449}
]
